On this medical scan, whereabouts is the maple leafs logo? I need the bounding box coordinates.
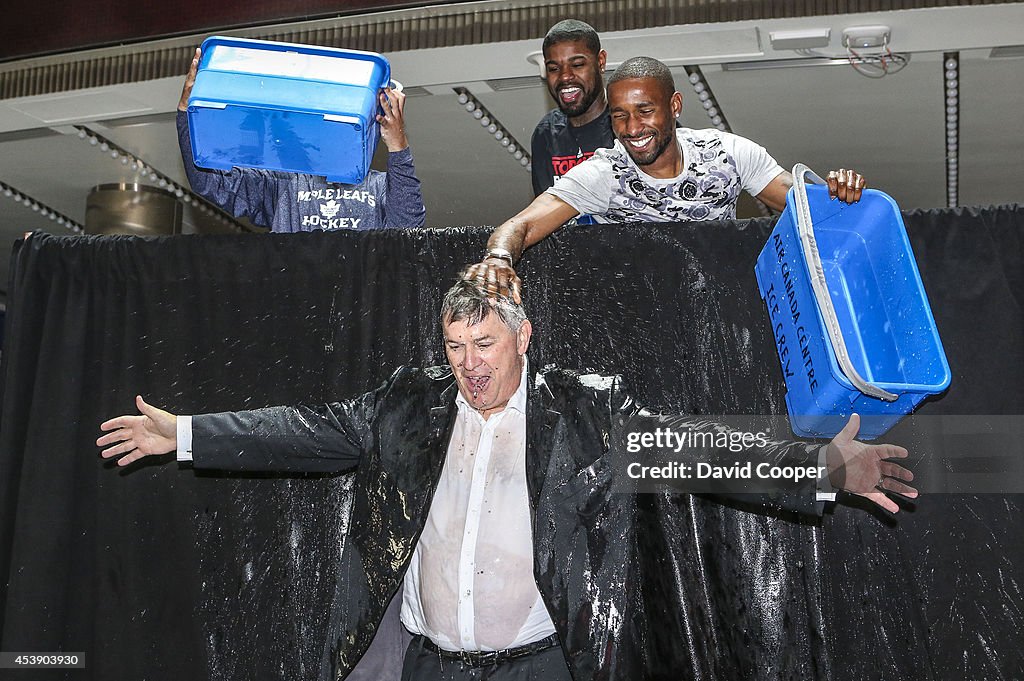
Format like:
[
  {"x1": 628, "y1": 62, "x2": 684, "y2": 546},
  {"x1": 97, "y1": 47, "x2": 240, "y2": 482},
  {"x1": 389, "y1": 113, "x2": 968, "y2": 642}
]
[{"x1": 320, "y1": 200, "x2": 341, "y2": 219}]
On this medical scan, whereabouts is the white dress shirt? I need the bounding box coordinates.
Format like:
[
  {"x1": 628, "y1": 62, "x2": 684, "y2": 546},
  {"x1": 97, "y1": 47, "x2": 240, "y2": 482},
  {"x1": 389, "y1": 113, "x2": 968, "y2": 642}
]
[{"x1": 399, "y1": 359, "x2": 557, "y2": 652}]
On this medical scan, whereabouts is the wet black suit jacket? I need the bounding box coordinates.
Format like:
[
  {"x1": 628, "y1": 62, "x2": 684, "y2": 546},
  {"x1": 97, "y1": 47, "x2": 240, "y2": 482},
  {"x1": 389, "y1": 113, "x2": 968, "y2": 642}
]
[{"x1": 192, "y1": 365, "x2": 824, "y2": 680}]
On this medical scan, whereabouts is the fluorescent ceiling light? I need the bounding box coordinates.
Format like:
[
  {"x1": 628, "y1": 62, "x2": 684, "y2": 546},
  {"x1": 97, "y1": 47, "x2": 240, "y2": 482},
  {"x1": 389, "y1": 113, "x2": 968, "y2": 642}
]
[
  {"x1": 769, "y1": 28, "x2": 831, "y2": 51},
  {"x1": 722, "y1": 57, "x2": 850, "y2": 72},
  {"x1": 486, "y1": 75, "x2": 543, "y2": 91},
  {"x1": 989, "y1": 45, "x2": 1024, "y2": 59}
]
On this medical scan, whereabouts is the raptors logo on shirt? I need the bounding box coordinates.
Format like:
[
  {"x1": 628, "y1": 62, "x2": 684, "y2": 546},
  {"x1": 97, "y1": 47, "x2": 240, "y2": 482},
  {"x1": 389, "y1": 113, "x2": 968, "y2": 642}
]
[{"x1": 550, "y1": 148, "x2": 596, "y2": 181}]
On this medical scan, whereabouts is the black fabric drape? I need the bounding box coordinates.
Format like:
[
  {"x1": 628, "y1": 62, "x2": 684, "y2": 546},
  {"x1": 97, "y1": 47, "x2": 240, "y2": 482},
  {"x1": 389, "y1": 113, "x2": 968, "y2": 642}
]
[{"x1": 0, "y1": 206, "x2": 1021, "y2": 680}]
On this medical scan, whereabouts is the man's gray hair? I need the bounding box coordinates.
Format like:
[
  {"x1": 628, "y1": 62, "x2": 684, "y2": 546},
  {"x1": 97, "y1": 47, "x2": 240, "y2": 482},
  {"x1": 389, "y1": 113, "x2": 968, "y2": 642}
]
[
  {"x1": 607, "y1": 56, "x2": 675, "y2": 95},
  {"x1": 441, "y1": 280, "x2": 527, "y2": 334}
]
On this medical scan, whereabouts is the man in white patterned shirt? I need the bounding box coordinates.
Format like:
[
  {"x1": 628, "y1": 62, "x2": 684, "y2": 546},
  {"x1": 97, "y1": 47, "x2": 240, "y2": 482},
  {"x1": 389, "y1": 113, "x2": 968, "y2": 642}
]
[
  {"x1": 466, "y1": 56, "x2": 867, "y2": 302},
  {"x1": 97, "y1": 281, "x2": 914, "y2": 680}
]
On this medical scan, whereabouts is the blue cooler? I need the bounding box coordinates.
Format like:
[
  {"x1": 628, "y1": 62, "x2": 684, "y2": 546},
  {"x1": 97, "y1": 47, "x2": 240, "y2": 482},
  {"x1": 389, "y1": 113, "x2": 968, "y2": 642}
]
[
  {"x1": 754, "y1": 165, "x2": 951, "y2": 440},
  {"x1": 186, "y1": 36, "x2": 393, "y2": 184}
]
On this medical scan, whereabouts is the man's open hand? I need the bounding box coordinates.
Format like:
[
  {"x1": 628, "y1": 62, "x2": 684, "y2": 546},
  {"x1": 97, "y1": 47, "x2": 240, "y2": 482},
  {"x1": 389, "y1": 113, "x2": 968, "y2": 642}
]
[
  {"x1": 97, "y1": 395, "x2": 178, "y2": 466},
  {"x1": 826, "y1": 413, "x2": 917, "y2": 513}
]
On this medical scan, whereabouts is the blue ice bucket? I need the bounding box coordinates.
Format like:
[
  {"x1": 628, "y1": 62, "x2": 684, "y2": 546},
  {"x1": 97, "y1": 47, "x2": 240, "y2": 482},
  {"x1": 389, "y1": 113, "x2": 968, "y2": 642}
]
[
  {"x1": 187, "y1": 36, "x2": 393, "y2": 184},
  {"x1": 754, "y1": 165, "x2": 951, "y2": 440}
]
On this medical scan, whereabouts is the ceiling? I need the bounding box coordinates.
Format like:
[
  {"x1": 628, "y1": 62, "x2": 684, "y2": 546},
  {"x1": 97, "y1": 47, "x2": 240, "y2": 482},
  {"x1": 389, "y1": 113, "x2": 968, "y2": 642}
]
[{"x1": 0, "y1": 2, "x2": 1021, "y2": 303}]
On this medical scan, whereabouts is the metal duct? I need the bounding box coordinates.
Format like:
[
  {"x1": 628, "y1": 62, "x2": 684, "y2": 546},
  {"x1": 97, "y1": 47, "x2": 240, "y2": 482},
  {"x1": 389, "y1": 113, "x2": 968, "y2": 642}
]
[
  {"x1": 0, "y1": 0, "x2": 1014, "y2": 99},
  {"x1": 85, "y1": 183, "x2": 182, "y2": 236}
]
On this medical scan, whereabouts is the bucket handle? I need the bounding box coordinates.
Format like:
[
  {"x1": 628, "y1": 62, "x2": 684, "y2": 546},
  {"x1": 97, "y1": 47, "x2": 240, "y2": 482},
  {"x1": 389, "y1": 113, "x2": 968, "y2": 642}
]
[{"x1": 791, "y1": 163, "x2": 898, "y2": 402}]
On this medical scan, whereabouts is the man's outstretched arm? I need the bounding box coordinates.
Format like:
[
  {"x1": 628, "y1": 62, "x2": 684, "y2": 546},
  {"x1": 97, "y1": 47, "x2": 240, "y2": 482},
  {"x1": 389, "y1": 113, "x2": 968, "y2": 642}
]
[
  {"x1": 98, "y1": 395, "x2": 372, "y2": 473},
  {"x1": 756, "y1": 168, "x2": 868, "y2": 212},
  {"x1": 461, "y1": 193, "x2": 578, "y2": 303},
  {"x1": 620, "y1": 403, "x2": 916, "y2": 515}
]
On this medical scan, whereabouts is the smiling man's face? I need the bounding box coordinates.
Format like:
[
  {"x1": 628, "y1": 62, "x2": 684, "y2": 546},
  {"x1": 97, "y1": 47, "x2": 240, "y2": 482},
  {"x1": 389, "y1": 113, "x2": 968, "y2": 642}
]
[
  {"x1": 608, "y1": 76, "x2": 682, "y2": 174},
  {"x1": 544, "y1": 39, "x2": 606, "y2": 121},
  {"x1": 444, "y1": 309, "x2": 532, "y2": 419}
]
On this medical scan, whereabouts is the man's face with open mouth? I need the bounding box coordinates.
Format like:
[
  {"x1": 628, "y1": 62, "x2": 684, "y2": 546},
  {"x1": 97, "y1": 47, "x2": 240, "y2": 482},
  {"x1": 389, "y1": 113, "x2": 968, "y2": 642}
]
[
  {"x1": 444, "y1": 310, "x2": 531, "y2": 419},
  {"x1": 544, "y1": 40, "x2": 606, "y2": 119}
]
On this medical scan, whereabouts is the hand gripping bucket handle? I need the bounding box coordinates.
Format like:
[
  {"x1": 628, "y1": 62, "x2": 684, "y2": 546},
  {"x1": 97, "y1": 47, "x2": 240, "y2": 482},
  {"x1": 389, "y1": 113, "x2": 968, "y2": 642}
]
[{"x1": 791, "y1": 164, "x2": 898, "y2": 402}]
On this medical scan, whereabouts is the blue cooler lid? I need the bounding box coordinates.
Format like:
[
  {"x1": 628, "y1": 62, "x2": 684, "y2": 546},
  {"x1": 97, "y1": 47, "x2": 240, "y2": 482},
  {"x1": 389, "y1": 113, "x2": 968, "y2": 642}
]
[{"x1": 194, "y1": 36, "x2": 391, "y2": 105}]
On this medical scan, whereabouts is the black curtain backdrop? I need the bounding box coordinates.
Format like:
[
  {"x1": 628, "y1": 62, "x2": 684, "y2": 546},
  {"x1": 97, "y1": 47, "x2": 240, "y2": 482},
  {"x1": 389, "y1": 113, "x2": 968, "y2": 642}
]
[{"x1": 0, "y1": 207, "x2": 1021, "y2": 680}]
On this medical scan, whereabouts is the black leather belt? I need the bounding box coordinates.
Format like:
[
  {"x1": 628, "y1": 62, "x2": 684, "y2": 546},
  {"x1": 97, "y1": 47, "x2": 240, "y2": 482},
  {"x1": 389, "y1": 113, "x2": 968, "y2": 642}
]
[{"x1": 420, "y1": 633, "x2": 560, "y2": 668}]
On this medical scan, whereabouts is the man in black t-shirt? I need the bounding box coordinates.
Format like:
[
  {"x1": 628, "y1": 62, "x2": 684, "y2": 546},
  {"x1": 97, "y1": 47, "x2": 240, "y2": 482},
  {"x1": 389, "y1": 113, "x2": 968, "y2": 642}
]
[{"x1": 530, "y1": 20, "x2": 615, "y2": 196}]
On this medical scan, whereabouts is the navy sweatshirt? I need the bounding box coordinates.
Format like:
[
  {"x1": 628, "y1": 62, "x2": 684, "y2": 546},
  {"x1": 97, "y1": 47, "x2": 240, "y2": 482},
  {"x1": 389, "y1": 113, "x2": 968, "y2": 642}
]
[{"x1": 177, "y1": 111, "x2": 426, "y2": 232}]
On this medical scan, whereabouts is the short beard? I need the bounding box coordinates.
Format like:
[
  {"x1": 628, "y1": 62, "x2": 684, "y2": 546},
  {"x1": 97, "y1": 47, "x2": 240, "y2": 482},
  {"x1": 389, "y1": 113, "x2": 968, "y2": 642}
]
[{"x1": 622, "y1": 129, "x2": 675, "y2": 167}]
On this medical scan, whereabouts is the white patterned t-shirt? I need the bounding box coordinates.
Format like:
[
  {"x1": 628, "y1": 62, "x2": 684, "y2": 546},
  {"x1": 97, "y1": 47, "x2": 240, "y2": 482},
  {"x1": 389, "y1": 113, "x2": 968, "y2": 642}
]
[{"x1": 546, "y1": 127, "x2": 784, "y2": 223}]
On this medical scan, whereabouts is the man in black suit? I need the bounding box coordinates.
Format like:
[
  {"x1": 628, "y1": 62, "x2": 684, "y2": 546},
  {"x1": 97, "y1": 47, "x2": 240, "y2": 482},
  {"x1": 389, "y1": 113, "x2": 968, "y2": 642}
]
[{"x1": 97, "y1": 280, "x2": 914, "y2": 681}]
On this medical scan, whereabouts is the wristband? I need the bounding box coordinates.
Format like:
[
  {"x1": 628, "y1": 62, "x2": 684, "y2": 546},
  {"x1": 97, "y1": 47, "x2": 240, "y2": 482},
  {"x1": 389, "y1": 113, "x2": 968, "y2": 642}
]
[{"x1": 485, "y1": 248, "x2": 514, "y2": 268}]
